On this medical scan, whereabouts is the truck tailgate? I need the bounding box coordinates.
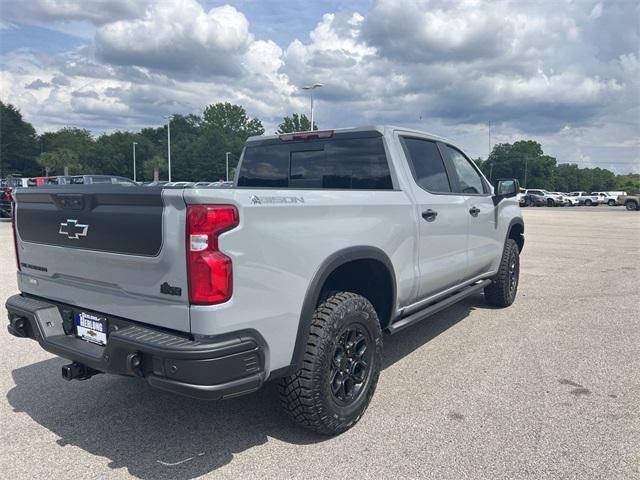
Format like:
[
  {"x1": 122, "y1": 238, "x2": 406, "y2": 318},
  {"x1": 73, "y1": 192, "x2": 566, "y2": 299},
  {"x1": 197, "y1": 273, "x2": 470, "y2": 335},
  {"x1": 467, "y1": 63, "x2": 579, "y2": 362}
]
[{"x1": 13, "y1": 185, "x2": 190, "y2": 332}]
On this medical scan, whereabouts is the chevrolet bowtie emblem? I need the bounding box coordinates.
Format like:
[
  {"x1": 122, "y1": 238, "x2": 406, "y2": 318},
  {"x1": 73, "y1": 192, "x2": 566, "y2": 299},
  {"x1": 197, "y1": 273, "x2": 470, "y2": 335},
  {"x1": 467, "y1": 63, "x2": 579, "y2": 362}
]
[{"x1": 59, "y1": 219, "x2": 89, "y2": 239}]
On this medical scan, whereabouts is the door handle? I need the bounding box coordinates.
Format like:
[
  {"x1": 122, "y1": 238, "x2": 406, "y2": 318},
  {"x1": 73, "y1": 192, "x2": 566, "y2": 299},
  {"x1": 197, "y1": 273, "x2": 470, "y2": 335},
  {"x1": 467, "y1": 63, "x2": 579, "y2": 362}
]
[
  {"x1": 469, "y1": 206, "x2": 480, "y2": 217},
  {"x1": 422, "y1": 209, "x2": 438, "y2": 222}
]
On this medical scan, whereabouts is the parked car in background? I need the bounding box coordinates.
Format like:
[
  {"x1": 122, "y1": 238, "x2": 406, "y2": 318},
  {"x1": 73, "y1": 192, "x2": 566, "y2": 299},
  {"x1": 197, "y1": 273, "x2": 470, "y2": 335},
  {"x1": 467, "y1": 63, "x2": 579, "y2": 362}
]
[
  {"x1": 1, "y1": 183, "x2": 14, "y2": 218},
  {"x1": 562, "y1": 193, "x2": 580, "y2": 206},
  {"x1": 1, "y1": 178, "x2": 29, "y2": 217},
  {"x1": 549, "y1": 192, "x2": 570, "y2": 206},
  {"x1": 607, "y1": 191, "x2": 627, "y2": 198},
  {"x1": 521, "y1": 192, "x2": 547, "y2": 207},
  {"x1": 2, "y1": 178, "x2": 29, "y2": 188},
  {"x1": 27, "y1": 176, "x2": 59, "y2": 186},
  {"x1": 617, "y1": 194, "x2": 639, "y2": 211},
  {"x1": 54, "y1": 175, "x2": 136, "y2": 185},
  {"x1": 523, "y1": 189, "x2": 563, "y2": 207},
  {"x1": 141, "y1": 181, "x2": 169, "y2": 186},
  {"x1": 592, "y1": 192, "x2": 620, "y2": 206},
  {"x1": 567, "y1": 191, "x2": 600, "y2": 206}
]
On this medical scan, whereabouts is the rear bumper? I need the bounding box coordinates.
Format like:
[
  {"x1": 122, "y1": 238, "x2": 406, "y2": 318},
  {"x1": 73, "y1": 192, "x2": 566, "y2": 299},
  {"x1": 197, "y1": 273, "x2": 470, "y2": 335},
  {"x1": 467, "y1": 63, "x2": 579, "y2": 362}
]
[{"x1": 5, "y1": 294, "x2": 266, "y2": 400}]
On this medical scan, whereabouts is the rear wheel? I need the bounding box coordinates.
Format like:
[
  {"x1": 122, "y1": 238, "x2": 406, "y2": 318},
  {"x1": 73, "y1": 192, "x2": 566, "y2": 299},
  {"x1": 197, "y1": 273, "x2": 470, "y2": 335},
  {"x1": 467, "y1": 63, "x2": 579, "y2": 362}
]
[
  {"x1": 626, "y1": 200, "x2": 639, "y2": 211},
  {"x1": 585, "y1": 199, "x2": 593, "y2": 206},
  {"x1": 607, "y1": 199, "x2": 616, "y2": 206},
  {"x1": 279, "y1": 292, "x2": 382, "y2": 435},
  {"x1": 546, "y1": 198, "x2": 555, "y2": 207},
  {"x1": 485, "y1": 239, "x2": 520, "y2": 307}
]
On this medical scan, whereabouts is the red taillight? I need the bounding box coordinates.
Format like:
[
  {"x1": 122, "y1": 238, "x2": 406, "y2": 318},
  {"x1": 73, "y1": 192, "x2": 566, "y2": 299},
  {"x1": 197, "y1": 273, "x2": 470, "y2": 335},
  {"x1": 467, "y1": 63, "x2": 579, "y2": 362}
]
[
  {"x1": 186, "y1": 205, "x2": 239, "y2": 304},
  {"x1": 12, "y1": 199, "x2": 20, "y2": 271}
]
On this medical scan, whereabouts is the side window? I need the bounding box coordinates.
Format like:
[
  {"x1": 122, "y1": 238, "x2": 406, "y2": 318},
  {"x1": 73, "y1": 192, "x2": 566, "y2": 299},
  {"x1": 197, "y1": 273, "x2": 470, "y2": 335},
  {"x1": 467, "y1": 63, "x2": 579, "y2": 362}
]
[
  {"x1": 445, "y1": 146, "x2": 487, "y2": 194},
  {"x1": 402, "y1": 138, "x2": 451, "y2": 193}
]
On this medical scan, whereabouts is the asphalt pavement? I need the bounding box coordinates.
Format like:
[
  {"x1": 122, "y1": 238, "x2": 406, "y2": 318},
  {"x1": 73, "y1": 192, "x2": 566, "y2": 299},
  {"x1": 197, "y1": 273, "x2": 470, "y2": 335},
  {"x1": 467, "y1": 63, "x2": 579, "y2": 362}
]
[{"x1": 0, "y1": 207, "x2": 638, "y2": 479}]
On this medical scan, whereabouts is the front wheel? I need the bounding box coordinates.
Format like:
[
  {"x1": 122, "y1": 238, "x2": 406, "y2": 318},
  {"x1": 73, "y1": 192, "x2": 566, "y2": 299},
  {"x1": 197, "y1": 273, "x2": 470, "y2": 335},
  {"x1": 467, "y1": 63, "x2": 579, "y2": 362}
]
[
  {"x1": 585, "y1": 199, "x2": 593, "y2": 206},
  {"x1": 626, "y1": 201, "x2": 639, "y2": 211},
  {"x1": 485, "y1": 239, "x2": 520, "y2": 307},
  {"x1": 547, "y1": 198, "x2": 555, "y2": 207},
  {"x1": 279, "y1": 292, "x2": 382, "y2": 435}
]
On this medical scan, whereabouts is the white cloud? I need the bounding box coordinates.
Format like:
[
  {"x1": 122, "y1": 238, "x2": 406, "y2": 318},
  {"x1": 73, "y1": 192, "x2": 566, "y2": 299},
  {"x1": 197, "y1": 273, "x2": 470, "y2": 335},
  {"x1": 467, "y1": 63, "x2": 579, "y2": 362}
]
[
  {"x1": 0, "y1": 0, "x2": 638, "y2": 171},
  {"x1": 4, "y1": 0, "x2": 150, "y2": 25},
  {"x1": 95, "y1": 2, "x2": 253, "y2": 76}
]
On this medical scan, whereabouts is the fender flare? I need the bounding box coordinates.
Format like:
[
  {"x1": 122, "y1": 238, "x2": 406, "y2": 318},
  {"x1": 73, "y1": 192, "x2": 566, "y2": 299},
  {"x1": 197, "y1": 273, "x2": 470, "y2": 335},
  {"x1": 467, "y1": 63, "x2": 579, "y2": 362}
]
[
  {"x1": 286, "y1": 246, "x2": 397, "y2": 374},
  {"x1": 507, "y1": 216, "x2": 525, "y2": 252}
]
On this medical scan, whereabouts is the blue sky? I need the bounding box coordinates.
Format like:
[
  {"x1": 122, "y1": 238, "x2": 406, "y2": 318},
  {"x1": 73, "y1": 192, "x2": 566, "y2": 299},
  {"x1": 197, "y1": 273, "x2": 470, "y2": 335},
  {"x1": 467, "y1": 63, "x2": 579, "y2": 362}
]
[{"x1": 1, "y1": 0, "x2": 638, "y2": 173}]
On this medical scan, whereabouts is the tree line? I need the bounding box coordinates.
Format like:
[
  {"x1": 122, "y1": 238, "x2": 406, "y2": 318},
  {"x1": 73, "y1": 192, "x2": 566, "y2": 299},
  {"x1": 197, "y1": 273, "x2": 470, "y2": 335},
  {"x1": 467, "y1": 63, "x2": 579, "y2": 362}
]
[
  {"x1": 1, "y1": 101, "x2": 637, "y2": 191},
  {"x1": 475, "y1": 140, "x2": 638, "y2": 193}
]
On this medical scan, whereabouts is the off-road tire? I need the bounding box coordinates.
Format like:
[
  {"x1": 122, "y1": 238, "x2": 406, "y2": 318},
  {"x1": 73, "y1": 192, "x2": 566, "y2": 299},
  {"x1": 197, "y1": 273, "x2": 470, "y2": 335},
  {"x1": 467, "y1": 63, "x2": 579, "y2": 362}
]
[
  {"x1": 625, "y1": 200, "x2": 638, "y2": 211},
  {"x1": 484, "y1": 239, "x2": 520, "y2": 307},
  {"x1": 279, "y1": 292, "x2": 382, "y2": 436}
]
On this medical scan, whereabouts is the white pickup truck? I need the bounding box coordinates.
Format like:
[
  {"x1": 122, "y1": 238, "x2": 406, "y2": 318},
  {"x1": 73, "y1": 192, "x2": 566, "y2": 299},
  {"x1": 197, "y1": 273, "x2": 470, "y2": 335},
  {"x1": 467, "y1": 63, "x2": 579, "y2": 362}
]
[
  {"x1": 567, "y1": 191, "x2": 600, "y2": 206},
  {"x1": 6, "y1": 126, "x2": 524, "y2": 435}
]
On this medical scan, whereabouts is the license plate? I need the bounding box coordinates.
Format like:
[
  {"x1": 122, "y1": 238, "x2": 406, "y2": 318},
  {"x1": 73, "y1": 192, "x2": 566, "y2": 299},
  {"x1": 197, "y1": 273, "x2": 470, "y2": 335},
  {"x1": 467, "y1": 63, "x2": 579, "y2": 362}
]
[{"x1": 75, "y1": 312, "x2": 108, "y2": 346}]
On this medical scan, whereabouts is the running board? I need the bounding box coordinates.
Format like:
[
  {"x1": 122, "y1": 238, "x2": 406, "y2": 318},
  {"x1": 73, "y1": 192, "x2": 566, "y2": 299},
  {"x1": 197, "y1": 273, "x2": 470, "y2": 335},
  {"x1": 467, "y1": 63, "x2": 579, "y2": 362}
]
[{"x1": 388, "y1": 279, "x2": 491, "y2": 334}]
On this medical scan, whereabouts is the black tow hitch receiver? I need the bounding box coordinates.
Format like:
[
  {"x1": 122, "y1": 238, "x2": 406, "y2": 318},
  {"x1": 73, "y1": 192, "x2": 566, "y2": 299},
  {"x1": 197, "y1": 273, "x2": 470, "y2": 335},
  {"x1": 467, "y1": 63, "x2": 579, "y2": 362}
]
[
  {"x1": 61, "y1": 362, "x2": 100, "y2": 381},
  {"x1": 127, "y1": 352, "x2": 144, "y2": 377},
  {"x1": 8, "y1": 315, "x2": 28, "y2": 338}
]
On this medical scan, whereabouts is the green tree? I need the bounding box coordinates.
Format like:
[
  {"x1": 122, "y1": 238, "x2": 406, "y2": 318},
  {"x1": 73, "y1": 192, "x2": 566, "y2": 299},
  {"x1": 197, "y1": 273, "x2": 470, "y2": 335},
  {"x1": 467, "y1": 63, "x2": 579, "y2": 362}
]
[
  {"x1": 202, "y1": 103, "x2": 264, "y2": 138},
  {"x1": 277, "y1": 113, "x2": 317, "y2": 133},
  {"x1": 40, "y1": 127, "x2": 95, "y2": 172},
  {"x1": 37, "y1": 148, "x2": 82, "y2": 175},
  {"x1": 615, "y1": 173, "x2": 640, "y2": 193},
  {"x1": 0, "y1": 102, "x2": 39, "y2": 176},
  {"x1": 199, "y1": 104, "x2": 263, "y2": 181},
  {"x1": 143, "y1": 155, "x2": 168, "y2": 182},
  {"x1": 483, "y1": 140, "x2": 557, "y2": 189}
]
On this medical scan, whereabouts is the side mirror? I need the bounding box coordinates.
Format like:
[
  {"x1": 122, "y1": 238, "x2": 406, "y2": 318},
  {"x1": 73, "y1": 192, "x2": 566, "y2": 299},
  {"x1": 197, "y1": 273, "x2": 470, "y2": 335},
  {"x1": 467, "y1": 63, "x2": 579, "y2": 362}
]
[{"x1": 493, "y1": 178, "x2": 520, "y2": 205}]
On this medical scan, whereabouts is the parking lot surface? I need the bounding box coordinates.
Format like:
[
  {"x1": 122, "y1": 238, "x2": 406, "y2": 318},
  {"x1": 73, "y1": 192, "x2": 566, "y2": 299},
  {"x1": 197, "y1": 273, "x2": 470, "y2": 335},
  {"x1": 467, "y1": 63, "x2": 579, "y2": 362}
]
[{"x1": 0, "y1": 207, "x2": 638, "y2": 480}]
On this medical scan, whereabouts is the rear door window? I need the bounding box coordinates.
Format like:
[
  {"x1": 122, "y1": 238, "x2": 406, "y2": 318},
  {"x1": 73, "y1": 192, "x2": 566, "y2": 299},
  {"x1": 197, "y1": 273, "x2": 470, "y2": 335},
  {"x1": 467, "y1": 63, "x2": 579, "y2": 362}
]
[
  {"x1": 238, "y1": 135, "x2": 392, "y2": 190},
  {"x1": 401, "y1": 137, "x2": 451, "y2": 193}
]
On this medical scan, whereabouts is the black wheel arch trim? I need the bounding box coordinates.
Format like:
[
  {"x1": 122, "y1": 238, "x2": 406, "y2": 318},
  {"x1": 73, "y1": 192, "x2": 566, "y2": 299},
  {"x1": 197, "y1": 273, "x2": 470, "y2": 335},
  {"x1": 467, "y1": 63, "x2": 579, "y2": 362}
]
[
  {"x1": 288, "y1": 246, "x2": 397, "y2": 372},
  {"x1": 507, "y1": 216, "x2": 525, "y2": 252}
]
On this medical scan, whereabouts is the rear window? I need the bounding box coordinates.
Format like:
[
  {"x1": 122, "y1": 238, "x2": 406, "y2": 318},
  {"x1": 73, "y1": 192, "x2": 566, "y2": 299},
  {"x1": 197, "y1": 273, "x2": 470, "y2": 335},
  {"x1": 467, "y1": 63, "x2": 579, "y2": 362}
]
[{"x1": 237, "y1": 135, "x2": 392, "y2": 190}]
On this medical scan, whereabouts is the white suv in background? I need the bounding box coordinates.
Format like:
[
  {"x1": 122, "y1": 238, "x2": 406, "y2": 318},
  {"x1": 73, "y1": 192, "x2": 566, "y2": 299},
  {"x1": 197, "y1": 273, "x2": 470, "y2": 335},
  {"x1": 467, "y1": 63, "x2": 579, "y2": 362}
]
[{"x1": 567, "y1": 191, "x2": 600, "y2": 206}]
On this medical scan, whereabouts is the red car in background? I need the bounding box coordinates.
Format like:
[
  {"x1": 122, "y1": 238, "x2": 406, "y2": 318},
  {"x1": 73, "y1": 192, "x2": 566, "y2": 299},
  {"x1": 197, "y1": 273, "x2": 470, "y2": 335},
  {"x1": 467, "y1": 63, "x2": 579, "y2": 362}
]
[
  {"x1": 27, "y1": 176, "x2": 59, "y2": 186},
  {"x1": 1, "y1": 178, "x2": 28, "y2": 218}
]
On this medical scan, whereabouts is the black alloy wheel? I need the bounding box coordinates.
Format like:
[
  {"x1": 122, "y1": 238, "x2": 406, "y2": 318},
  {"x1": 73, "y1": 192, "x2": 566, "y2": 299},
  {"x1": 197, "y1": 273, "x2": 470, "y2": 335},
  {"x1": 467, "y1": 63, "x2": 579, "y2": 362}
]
[{"x1": 330, "y1": 324, "x2": 373, "y2": 405}]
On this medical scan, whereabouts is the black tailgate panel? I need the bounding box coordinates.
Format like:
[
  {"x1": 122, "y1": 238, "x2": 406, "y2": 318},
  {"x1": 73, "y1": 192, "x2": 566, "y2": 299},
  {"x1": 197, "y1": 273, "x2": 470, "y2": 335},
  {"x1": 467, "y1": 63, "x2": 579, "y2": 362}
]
[{"x1": 15, "y1": 185, "x2": 165, "y2": 256}]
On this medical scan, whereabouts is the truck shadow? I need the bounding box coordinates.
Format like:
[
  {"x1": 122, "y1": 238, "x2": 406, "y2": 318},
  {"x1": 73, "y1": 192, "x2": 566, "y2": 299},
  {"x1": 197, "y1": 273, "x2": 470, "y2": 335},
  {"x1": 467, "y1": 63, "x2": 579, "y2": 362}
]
[{"x1": 6, "y1": 294, "x2": 485, "y2": 479}]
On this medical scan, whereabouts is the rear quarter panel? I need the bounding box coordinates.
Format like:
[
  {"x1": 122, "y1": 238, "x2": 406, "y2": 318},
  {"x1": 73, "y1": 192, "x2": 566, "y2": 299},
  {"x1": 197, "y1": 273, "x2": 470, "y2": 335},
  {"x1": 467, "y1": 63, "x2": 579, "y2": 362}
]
[{"x1": 183, "y1": 187, "x2": 415, "y2": 374}]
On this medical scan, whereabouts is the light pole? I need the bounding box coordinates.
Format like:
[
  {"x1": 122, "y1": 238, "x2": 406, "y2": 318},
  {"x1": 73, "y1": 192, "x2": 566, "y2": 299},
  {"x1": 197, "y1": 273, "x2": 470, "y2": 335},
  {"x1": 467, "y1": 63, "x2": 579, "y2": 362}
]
[
  {"x1": 225, "y1": 152, "x2": 231, "y2": 182},
  {"x1": 488, "y1": 121, "x2": 492, "y2": 181},
  {"x1": 302, "y1": 83, "x2": 323, "y2": 131},
  {"x1": 163, "y1": 115, "x2": 173, "y2": 182},
  {"x1": 132, "y1": 142, "x2": 137, "y2": 182}
]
